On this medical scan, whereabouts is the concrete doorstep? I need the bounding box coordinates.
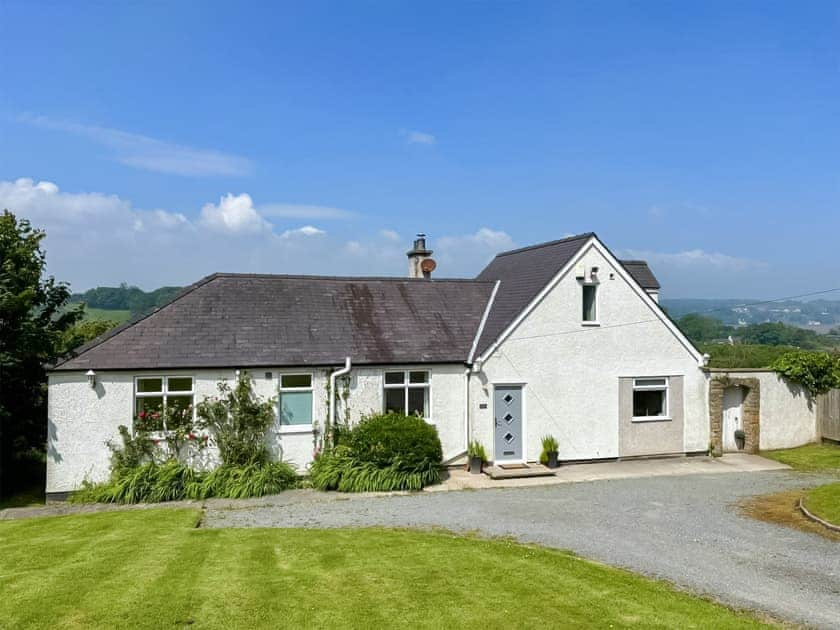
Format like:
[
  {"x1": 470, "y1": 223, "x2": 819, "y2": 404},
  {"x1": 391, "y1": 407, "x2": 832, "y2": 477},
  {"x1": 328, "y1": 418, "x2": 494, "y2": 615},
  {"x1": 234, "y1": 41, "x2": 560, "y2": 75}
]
[{"x1": 426, "y1": 453, "x2": 790, "y2": 492}]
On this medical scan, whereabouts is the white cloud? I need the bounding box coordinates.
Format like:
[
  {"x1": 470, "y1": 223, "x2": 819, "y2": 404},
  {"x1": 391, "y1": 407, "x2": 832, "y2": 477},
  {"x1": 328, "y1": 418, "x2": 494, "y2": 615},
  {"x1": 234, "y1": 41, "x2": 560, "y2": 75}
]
[
  {"x1": 260, "y1": 203, "x2": 354, "y2": 219},
  {"x1": 200, "y1": 193, "x2": 272, "y2": 235},
  {"x1": 0, "y1": 177, "x2": 132, "y2": 223},
  {"x1": 436, "y1": 227, "x2": 515, "y2": 274},
  {"x1": 19, "y1": 114, "x2": 252, "y2": 177},
  {"x1": 402, "y1": 129, "x2": 436, "y2": 145},
  {"x1": 619, "y1": 248, "x2": 766, "y2": 271},
  {"x1": 380, "y1": 229, "x2": 400, "y2": 241},
  {"x1": 280, "y1": 225, "x2": 326, "y2": 239},
  {"x1": 439, "y1": 227, "x2": 515, "y2": 251}
]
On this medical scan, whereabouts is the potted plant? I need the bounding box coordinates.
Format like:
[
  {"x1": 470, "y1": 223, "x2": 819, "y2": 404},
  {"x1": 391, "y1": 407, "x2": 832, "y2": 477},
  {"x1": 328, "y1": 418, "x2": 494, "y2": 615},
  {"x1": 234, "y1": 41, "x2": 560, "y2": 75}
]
[
  {"x1": 734, "y1": 429, "x2": 746, "y2": 450},
  {"x1": 540, "y1": 435, "x2": 559, "y2": 468},
  {"x1": 467, "y1": 440, "x2": 487, "y2": 474}
]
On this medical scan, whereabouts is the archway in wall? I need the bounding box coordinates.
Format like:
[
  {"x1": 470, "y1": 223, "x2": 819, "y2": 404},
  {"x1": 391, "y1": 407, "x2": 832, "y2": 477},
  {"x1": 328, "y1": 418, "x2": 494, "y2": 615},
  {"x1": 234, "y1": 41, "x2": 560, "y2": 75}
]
[{"x1": 709, "y1": 376, "x2": 760, "y2": 455}]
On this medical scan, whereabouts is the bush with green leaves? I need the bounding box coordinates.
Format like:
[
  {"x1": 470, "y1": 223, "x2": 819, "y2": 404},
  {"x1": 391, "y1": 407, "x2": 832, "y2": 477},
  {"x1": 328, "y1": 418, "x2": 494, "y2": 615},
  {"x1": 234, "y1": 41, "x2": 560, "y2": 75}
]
[
  {"x1": 310, "y1": 412, "x2": 443, "y2": 492},
  {"x1": 196, "y1": 373, "x2": 276, "y2": 466},
  {"x1": 770, "y1": 350, "x2": 840, "y2": 397}
]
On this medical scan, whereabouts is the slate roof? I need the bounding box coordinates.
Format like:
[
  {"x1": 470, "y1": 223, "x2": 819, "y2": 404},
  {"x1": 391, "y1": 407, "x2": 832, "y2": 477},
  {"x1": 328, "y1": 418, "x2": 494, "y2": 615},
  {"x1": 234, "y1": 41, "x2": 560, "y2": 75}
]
[
  {"x1": 620, "y1": 260, "x2": 661, "y2": 291},
  {"x1": 53, "y1": 274, "x2": 495, "y2": 371},
  {"x1": 473, "y1": 234, "x2": 661, "y2": 358},
  {"x1": 53, "y1": 234, "x2": 662, "y2": 371}
]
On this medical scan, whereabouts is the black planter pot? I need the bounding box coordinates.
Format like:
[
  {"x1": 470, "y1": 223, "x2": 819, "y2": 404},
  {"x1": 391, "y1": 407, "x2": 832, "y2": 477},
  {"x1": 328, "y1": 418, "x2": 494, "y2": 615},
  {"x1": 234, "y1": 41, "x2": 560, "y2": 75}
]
[
  {"x1": 546, "y1": 451, "x2": 559, "y2": 469},
  {"x1": 735, "y1": 437, "x2": 745, "y2": 450},
  {"x1": 469, "y1": 456, "x2": 483, "y2": 474}
]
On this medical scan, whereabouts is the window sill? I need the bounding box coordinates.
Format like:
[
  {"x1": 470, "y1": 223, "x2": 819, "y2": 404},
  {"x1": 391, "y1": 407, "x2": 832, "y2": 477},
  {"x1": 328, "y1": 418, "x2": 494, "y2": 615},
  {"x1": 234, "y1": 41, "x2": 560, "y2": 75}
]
[
  {"x1": 581, "y1": 321, "x2": 600, "y2": 327},
  {"x1": 277, "y1": 425, "x2": 315, "y2": 435},
  {"x1": 631, "y1": 416, "x2": 672, "y2": 423}
]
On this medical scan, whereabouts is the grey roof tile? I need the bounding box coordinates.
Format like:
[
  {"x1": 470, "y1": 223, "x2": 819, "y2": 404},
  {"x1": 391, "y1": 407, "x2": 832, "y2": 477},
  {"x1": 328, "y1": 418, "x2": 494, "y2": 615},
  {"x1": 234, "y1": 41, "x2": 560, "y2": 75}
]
[{"x1": 54, "y1": 274, "x2": 495, "y2": 370}]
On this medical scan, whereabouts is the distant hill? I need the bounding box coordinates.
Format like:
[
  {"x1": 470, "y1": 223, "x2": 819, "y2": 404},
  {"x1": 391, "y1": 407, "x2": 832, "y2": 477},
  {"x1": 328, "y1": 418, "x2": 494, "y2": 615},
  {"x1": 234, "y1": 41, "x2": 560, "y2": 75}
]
[
  {"x1": 661, "y1": 298, "x2": 840, "y2": 333},
  {"x1": 70, "y1": 284, "x2": 183, "y2": 318}
]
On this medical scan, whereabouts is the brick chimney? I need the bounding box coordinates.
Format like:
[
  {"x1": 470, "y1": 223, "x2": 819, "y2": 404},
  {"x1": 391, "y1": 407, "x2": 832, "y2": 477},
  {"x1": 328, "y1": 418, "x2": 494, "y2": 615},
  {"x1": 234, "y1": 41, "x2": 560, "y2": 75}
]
[{"x1": 406, "y1": 234, "x2": 436, "y2": 279}]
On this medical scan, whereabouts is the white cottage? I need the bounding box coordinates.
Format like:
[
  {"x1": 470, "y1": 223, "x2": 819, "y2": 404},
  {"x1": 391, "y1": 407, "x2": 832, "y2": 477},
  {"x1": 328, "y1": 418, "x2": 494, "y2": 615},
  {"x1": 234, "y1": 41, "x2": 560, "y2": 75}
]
[{"x1": 47, "y1": 233, "x2": 709, "y2": 498}]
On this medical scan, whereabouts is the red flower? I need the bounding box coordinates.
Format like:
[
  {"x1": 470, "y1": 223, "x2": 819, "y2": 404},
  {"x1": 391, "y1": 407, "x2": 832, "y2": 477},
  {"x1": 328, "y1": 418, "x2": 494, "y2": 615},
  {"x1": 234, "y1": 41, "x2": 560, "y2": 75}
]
[
  {"x1": 188, "y1": 433, "x2": 195, "y2": 440},
  {"x1": 139, "y1": 411, "x2": 147, "y2": 419},
  {"x1": 152, "y1": 412, "x2": 161, "y2": 420},
  {"x1": 153, "y1": 439, "x2": 160, "y2": 445}
]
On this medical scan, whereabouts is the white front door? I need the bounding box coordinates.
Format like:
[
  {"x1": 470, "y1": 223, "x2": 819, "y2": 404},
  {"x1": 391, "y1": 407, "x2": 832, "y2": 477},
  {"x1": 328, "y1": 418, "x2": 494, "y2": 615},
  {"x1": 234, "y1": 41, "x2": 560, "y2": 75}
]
[{"x1": 722, "y1": 386, "x2": 744, "y2": 451}]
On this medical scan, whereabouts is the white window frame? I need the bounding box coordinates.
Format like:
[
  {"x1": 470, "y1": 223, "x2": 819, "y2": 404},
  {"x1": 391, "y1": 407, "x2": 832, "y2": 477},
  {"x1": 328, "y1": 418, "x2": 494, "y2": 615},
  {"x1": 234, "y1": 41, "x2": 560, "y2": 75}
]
[
  {"x1": 133, "y1": 375, "x2": 195, "y2": 433},
  {"x1": 631, "y1": 377, "x2": 670, "y2": 422},
  {"x1": 277, "y1": 372, "x2": 315, "y2": 434},
  {"x1": 582, "y1": 282, "x2": 599, "y2": 326},
  {"x1": 383, "y1": 370, "x2": 431, "y2": 421}
]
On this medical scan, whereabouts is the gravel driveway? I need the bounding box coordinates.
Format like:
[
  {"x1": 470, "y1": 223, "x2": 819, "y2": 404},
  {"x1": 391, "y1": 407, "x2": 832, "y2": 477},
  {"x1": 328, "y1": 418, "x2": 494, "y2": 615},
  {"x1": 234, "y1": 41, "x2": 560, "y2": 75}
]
[{"x1": 205, "y1": 471, "x2": 840, "y2": 628}]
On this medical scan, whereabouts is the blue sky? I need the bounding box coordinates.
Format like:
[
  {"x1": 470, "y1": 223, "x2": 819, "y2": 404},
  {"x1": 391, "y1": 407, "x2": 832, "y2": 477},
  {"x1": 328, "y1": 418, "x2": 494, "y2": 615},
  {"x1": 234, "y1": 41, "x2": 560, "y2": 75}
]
[{"x1": 1, "y1": 1, "x2": 838, "y2": 298}]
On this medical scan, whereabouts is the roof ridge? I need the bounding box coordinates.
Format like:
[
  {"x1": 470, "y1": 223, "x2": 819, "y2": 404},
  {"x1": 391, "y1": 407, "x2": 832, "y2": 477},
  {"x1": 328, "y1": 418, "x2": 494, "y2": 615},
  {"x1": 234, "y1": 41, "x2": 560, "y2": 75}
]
[
  {"x1": 493, "y1": 232, "x2": 595, "y2": 258},
  {"x1": 51, "y1": 273, "x2": 221, "y2": 369},
  {"x1": 210, "y1": 272, "x2": 492, "y2": 283},
  {"x1": 620, "y1": 259, "x2": 650, "y2": 265}
]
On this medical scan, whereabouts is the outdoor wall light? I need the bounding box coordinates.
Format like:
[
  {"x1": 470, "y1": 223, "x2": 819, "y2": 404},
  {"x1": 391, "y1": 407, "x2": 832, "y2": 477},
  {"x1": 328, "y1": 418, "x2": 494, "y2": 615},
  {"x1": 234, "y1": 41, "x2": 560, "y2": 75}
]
[{"x1": 86, "y1": 369, "x2": 96, "y2": 388}]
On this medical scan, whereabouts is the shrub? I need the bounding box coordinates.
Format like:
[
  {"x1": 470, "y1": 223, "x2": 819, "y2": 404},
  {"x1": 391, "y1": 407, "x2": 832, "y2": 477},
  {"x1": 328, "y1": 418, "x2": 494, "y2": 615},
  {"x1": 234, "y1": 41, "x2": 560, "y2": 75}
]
[
  {"x1": 196, "y1": 373, "x2": 276, "y2": 466},
  {"x1": 344, "y1": 412, "x2": 443, "y2": 471},
  {"x1": 310, "y1": 413, "x2": 443, "y2": 492},
  {"x1": 771, "y1": 350, "x2": 840, "y2": 397}
]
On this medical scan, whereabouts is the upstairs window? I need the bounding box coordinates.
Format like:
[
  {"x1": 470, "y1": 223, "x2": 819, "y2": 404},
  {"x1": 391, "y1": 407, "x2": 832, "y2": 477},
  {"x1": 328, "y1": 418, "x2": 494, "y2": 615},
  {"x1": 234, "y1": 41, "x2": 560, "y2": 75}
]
[
  {"x1": 279, "y1": 374, "x2": 313, "y2": 426},
  {"x1": 582, "y1": 284, "x2": 598, "y2": 322},
  {"x1": 632, "y1": 377, "x2": 669, "y2": 420},
  {"x1": 383, "y1": 370, "x2": 430, "y2": 418},
  {"x1": 135, "y1": 376, "x2": 194, "y2": 432}
]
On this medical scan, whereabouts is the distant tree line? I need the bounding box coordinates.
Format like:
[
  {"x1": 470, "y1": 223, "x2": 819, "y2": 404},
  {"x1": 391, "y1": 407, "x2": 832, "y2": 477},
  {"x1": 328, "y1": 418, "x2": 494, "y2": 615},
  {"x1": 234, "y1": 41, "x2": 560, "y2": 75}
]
[
  {"x1": 676, "y1": 314, "x2": 838, "y2": 350},
  {"x1": 71, "y1": 283, "x2": 183, "y2": 316}
]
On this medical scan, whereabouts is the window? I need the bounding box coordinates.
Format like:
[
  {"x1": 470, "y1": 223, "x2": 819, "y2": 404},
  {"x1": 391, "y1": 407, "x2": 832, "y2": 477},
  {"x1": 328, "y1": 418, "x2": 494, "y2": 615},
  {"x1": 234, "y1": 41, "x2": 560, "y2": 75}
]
[
  {"x1": 632, "y1": 377, "x2": 669, "y2": 420},
  {"x1": 279, "y1": 374, "x2": 313, "y2": 427},
  {"x1": 383, "y1": 370, "x2": 430, "y2": 419},
  {"x1": 135, "y1": 376, "x2": 194, "y2": 432},
  {"x1": 582, "y1": 284, "x2": 597, "y2": 322}
]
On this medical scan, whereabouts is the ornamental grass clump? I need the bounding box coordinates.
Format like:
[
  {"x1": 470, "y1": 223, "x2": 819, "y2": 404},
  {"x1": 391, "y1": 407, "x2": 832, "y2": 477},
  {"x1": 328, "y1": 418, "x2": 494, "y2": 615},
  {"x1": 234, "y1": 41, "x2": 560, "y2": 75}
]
[{"x1": 310, "y1": 412, "x2": 443, "y2": 492}]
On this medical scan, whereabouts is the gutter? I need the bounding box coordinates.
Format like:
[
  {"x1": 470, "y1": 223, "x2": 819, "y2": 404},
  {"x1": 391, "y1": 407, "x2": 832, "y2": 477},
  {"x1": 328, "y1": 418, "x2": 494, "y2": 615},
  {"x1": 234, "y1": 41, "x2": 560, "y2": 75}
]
[{"x1": 327, "y1": 357, "x2": 352, "y2": 446}]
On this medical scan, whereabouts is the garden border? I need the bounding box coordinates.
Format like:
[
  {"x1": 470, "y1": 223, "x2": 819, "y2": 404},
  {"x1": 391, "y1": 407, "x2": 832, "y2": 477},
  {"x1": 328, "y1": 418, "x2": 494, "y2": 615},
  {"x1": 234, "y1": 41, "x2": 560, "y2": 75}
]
[{"x1": 798, "y1": 497, "x2": 840, "y2": 533}]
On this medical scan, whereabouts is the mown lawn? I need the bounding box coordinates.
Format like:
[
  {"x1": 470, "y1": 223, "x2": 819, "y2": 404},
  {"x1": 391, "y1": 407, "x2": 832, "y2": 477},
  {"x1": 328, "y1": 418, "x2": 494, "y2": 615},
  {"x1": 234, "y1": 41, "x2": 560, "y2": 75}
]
[
  {"x1": 762, "y1": 443, "x2": 840, "y2": 473},
  {"x1": 803, "y1": 482, "x2": 840, "y2": 525},
  {"x1": 0, "y1": 509, "x2": 767, "y2": 629}
]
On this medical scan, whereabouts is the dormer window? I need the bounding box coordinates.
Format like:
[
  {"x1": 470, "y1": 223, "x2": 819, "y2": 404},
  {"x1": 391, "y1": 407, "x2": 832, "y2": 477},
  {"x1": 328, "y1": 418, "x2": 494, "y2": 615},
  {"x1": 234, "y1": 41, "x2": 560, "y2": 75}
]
[{"x1": 582, "y1": 284, "x2": 598, "y2": 323}]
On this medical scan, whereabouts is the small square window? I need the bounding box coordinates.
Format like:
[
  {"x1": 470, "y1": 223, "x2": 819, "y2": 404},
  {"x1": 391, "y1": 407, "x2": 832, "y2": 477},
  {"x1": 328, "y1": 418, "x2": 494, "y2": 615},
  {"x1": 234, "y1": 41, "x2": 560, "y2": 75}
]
[
  {"x1": 137, "y1": 377, "x2": 163, "y2": 393},
  {"x1": 167, "y1": 377, "x2": 193, "y2": 392},
  {"x1": 281, "y1": 374, "x2": 312, "y2": 389},
  {"x1": 385, "y1": 372, "x2": 405, "y2": 385},
  {"x1": 385, "y1": 388, "x2": 406, "y2": 414},
  {"x1": 409, "y1": 371, "x2": 429, "y2": 384},
  {"x1": 632, "y1": 377, "x2": 669, "y2": 419}
]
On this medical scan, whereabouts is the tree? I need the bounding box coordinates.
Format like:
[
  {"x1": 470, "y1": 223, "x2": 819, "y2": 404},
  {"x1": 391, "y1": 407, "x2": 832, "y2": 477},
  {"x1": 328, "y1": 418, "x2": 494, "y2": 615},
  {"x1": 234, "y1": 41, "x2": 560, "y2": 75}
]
[
  {"x1": 676, "y1": 314, "x2": 733, "y2": 343},
  {"x1": 0, "y1": 210, "x2": 82, "y2": 496},
  {"x1": 59, "y1": 318, "x2": 119, "y2": 356}
]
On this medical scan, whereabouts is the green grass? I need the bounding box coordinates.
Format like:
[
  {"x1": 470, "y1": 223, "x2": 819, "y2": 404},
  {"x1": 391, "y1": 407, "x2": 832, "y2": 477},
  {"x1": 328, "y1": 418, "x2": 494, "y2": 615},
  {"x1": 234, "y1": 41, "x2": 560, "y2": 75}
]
[
  {"x1": 82, "y1": 306, "x2": 131, "y2": 323},
  {"x1": 0, "y1": 509, "x2": 767, "y2": 629},
  {"x1": 803, "y1": 482, "x2": 840, "y2": 525},
  {"x1": 762, "y1": 443, "x2": 840, "y2": 473}
]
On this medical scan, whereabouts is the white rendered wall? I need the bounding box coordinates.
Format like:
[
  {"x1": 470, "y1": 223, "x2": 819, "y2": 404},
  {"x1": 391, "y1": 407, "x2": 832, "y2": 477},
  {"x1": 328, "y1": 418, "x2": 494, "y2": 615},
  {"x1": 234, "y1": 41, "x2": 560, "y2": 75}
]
[
  {"x1": 712, "y1": 370, "x2": 818, "y2": 451},
  {"x1": 47, "y1": 363, "x2": 466, "y2": 493},
  {"x1": 471, "y1": 243, "x2": 709, "y2": 462}
]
